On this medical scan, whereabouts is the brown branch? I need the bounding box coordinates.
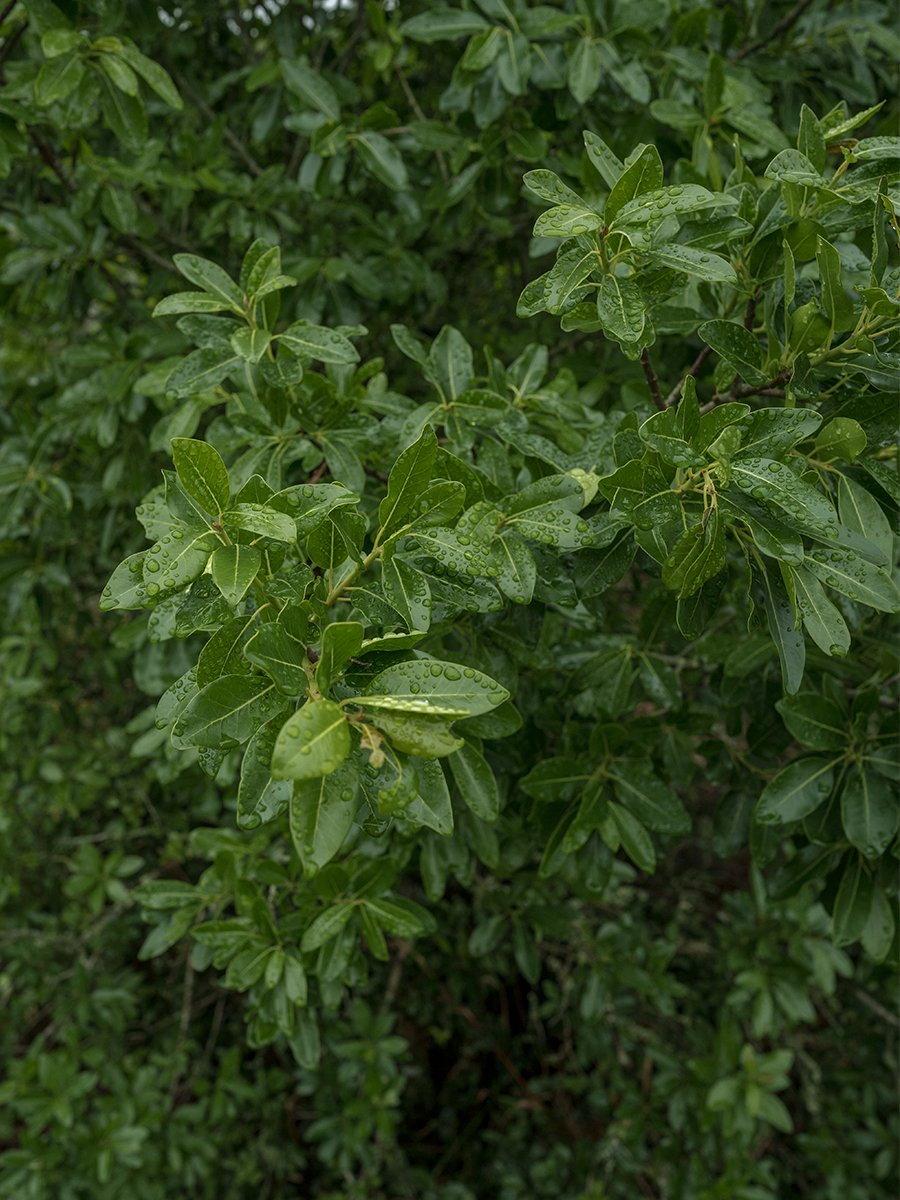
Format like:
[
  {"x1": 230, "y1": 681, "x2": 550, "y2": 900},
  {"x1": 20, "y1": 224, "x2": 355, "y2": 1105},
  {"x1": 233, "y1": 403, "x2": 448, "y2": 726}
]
[
  {"x1": 701, "y1": 370, "x2": 790, "y2": 414},
  {"x1": 29, "y1": 129, "x2": 75, "y2": 190},
  {"x1": 640, "y1": 348, "x2": 665, "y2": 410},
  {"x1": 664, "y1": 345, "x2": 712, "y2": 407},
  {"x1": 734, "y1": 0, "x2": 816, "y2": 60}
]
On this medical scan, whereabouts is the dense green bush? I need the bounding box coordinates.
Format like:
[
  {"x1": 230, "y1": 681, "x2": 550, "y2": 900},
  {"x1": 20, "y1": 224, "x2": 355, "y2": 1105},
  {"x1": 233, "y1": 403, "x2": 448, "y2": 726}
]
[{"x1": 1, "y1": 1, "x2": 897, "y2": 1197}]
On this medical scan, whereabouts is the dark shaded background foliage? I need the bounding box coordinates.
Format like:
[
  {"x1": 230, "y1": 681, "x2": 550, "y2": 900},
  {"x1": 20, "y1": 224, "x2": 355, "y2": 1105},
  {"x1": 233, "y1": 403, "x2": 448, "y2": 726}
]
[{"x1": 0, "y1": 1, "x2": 897, "y2": 1197}]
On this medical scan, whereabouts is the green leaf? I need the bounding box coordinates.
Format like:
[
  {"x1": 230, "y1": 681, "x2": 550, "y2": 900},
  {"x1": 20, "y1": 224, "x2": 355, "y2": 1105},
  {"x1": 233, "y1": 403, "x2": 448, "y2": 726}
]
[
  {"x1": 648, "y1": 243, "x2": 736, "y2": 283},
  {"x1": 354, "y1": 131, "x2": 408, "y2": 191},
  {"x1": 145, "y1": 525, "x2": 218, "y2": 596},
  {"x1": 116, "y1": 39, "x2": 182, "y2": 107},
  {"x1": 278, "y1": 321, "x2": 360, "y2": 364},
  {"x1": 841, "y1": 766, "x2": 898, "y2": 858},
  {"x1": 429, "y1": 326, "x2": 473, "y2": 401},
  {"x1": 166, "y1": 348, "x2": 241, "y2": 396},
  {"x1": 699, "y1": 320, "x2": 767, "y2": 385},
  {"x1": 271, "y1": 700, "x2": 351, "y2": 781},
  {"x1": 596, "y1": 276, "x2": 646, "y2": 345},
  {"x1": 290, "y1": 759, "x2": 359, "y2": 875},
  {"x1": 382, "y1": 555, "x2": 432, "y2": 631},
  {"x1": 172, "y1": 254, "x2": 243, "y2": 310},
  {"x1": 363, "y1": 659, "x2": 509, "y2": 718},
  {"x1": 756, "y1": 758, "x2": 835, "y2": 824},
  {"x1": 775, "y1": 693, "x2": 847, "y2": 751},
  {"x1": 831, "y1": 854, "x2": 872, "y2": 946},
  {"x1": 533, "y1": 205, "x2": 604, "y2": 238},
  {"x1": 222, "y1": 503, "x2": 296, "y2": 543},
  {"x1": 237, "y1": 718, "x2": 292, "y2": 829},
  {"x1": 608, "y1": 801, "x2": 656, "y2": 872},
  {"x1": 370, "y1": 709, "x2": 463, "y2": 758},
  {"x1": 244, "y1": 606, "x2": 310, "y2": 695},
  {"x1": 280, "y1": 58, "x2": 340, "y2": 121},
  {"x1": 448, "y1": 742, "x2": 500, "y2": 822},
  {"x1": 605, "y1": 144, "x2": 664, "y2": 224},
  {"x1": 815, "y1": 237, "x2": 855, "y2": 332},
  {"x1": 609, "y1": 763, "x2": 690, "y2": 833},
  {"x1": 171, "y1": 438, "x2": 231, "y2": 515},
  {"x1": 568, "y1": 38, "x2": 602, "y2": 104},
  {"x1": 814, "y1": 418, "x2": 867, "y2": 463},
  {"x1": 301, "y1": 904, "x2": 355, "y2": 953},
  {"x1": 378, "y1": 427, "x2": 437, "y2": 538},
  {"x1": 34, "y1": 52, "x2": 84, "y2": 106},
  {"x1": 802, "y1": 547, "x2": 900, "y2": 613},
  {"x1": 791, "y1": 566, "x2": 851, "y2": 656},
  {"x1": 662, "y1": 511, "x2": 726, "y2": 598},
  {"x1": 210, "y1": 544, "x2": 261, "y2": 605},
  {"x1": 494, "y1": 534, "x2": 536, "y2": 604},
  {"x1": 100, "y1": 552, "x2": 154, "y2": 611},
  {"x1": 837, "y1": 477, "x2": 892, "y2": 564},
  {"x1": 316, "y1": 621, "x2": 364, "y2": 693},
  {"x1": 153, "y1": 291, "x2": 236, "y2": 316},
  {"x1": 612, "y1": 185, "x2": 735, "y2": 228},
  {"x1": 758, "y1": 561, "x2": 805, "y2": 694},
  {"x1": 405, "y1": 758, "x2": 454, "y2": 835},
  {"x1": 732, "y1": 458, "x2": 839, "y2": 539},
  {"x1": 173, "y1": 675, "x2": 282, "y2": 748},
  {"x1": 400, "y1": 8, "x2": 489, "y2": 41},
  {"x1": 523, "y1": 169, "x2": 588, "y2": 208},
  {"x1": 583, "y1": 130, "x2": 624, "y2": 187}
]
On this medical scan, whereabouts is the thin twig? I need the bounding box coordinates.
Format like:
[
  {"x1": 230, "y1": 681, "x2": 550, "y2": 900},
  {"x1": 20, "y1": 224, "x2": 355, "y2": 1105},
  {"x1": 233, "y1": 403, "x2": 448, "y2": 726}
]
[
  {"x1": 29, "y1": 129, "x2": 75, "y2": 190},
  {"x1": 734, "y1": 0, "x2": 816, "y2": 60},
  {"x1": 640, "y1": 348, "x2": 665, "y2": 410},
  {"x1": 664, "y1": 345, "x2": 711, "y2": 407},
  {"x1": 852, "y1": 986, "x2": 900, "y2": 1030},
  {"x1": 395, "y1": 62, "x2": 448, "y2": 183},
  {"x1": 172, "y1": 69, "x2": 262, "y2": 176}
]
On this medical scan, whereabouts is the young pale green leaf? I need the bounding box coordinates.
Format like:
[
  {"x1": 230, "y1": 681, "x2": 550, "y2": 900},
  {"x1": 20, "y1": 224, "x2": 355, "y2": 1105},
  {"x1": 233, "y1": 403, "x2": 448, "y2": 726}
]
[
  {"x1": 523, "y1": 169, "x2": 588, "y2": 208},
  {"x1": 363, "y1": 659, "x2": 508, "y2": 718},
  {"x1": 271, "y1": 700, "x2": 351, "y2": 781},
  {"x1": 153, "y1": 291, "x2": 236, "y2": 316},
  {"x1": 448, "y1": 742, "x2": 501, "y2": 822},
  {"x1": 290, "y1": 759, "x2": 359, "y2": 875},
  {"x1": 699, "y1": 320, "x2": 767, "y2": 385},
  {"x1": 210, "y1": 544, "x2": 262, "y2": 605},
  {"x1": 841, "y1": 766, "x2": 898, "y2": 858},
  {"x1": 171, "y1": 437, "x2": 231, "y2": 514},
  {"x1": 756, "y1": 757, "x2": 835, "y2": 824}
]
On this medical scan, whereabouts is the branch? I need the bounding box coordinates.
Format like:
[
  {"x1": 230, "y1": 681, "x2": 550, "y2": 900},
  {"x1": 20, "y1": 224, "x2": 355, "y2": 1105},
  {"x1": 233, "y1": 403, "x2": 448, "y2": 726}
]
[
  {"x1": 640, "y1": 348, "x2": 665, "y2": 410},
  {"x1": 664, "y1": 345, "x2": 711, "y2": 407},
  {"x1": 700, "y1": 370, "x2": 790, "y2": 414},
  {"x1": 734, "y1": 0, "x2": 816, "y2": 60}
]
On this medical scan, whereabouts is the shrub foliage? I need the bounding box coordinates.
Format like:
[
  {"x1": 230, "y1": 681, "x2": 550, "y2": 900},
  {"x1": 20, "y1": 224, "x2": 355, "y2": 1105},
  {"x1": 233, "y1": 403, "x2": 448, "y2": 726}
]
[{"x1": 1, "y1": 1, "x2": 897, "y2": 1197}]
